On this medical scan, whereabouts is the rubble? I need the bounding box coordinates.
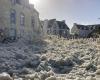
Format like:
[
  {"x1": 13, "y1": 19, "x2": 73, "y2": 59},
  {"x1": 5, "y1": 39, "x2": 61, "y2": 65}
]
[
  {"x1": 0, "y1": 37, "x2": 100, "y2": 80},
  {"x1": 0, "y1": 72, "x2": 13, "y2": 80}
]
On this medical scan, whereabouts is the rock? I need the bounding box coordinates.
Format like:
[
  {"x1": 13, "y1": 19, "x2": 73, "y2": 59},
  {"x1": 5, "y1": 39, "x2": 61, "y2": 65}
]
[
  {"x1": 0, "y1": 35, "x2": 100, "y2": 79},
  {"x1": 20, "y1": 68, "x2": 33, "y2": 74},
  {"x1": 96, "y1": 69, "x2": 100, "y2": 75},
  {"x1": 0, "y1": 72, "x2": 13, "y2": 80},
  {"x1": 47, "y1": 71, "x2": 54, "y2": 77},
  {"x1": 25, "y1": 73, "x2": 40, "y2": 80},
  {"x1": 25, "y1": 56, "x2": 40, "y2": 68},
  {"x1": 15, "y1": 53, "x2": 27, "y2": 60},
  {"x1": 40, "y1": 71, "x2": 54, "y2": 80},
  {"x1": 64, "y1": 57, "x2": 74, "y2": 66},
  {"x1": 41, "y1": 55, "x2": 47, "y2": 61},
  {"x1": 75, "y1": 77, "x2": 83, "y2": 80},
  {"x1": 82, "y1": 55, "x2": 90, "y2": 60},
  {"x1": 95, "y1": 75, "x2": 100, "y2": 79},
  {"x1": 14, "y1": 78, "x2": 23, "y2": 80},
  {"x1": 86, "y1": 76, "x2": 96, "y2": 80},
  {"x1": 48, "y1": 57, "x2": 74, "y2": 73},
  {"x1": 97, "y1": 65, "x2": 100, "y2": 69},
  {"x1": 60, "y1": 66, "x2": 73, "y2": 74},
  {"x1": 86, "y1": 63, "x2": 97, "y2": 72},
  {"x1": 45, "y1": 76, "x2": 56, "y2": 80},
  {"x1": 36, "y1": 61, "x2": 51, "y2": 72},
  {"x1": 80, "y1": 62, "x2": 90, "y2": 68},
  {"x1": 88, "y1": 73, "x2": 95, "y2": 77},
  {"x1": 76, "y1": 70, "x2": 85, "y2": 76},
  {"x1": 49, "y1": 57, "x2": 74, "y2": 68}
]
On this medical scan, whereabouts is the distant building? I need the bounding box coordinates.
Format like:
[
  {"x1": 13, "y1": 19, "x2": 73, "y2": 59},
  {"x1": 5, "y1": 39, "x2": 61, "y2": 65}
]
[
  {"x1": 41, "y1": 19, "x2": 70, "y2": 38},
  {"x1": 57, "y1": 20, "x2": 70, "y2": 38},
  {"x1": 0, "y1": 0, "x2": 42, "y2": 41},
  {"x1": 47, "y1": 19, "x2": 59, "y2": 36},
  {"x1": 71, "y1": 23, "x2": 100, "y2": 38}
]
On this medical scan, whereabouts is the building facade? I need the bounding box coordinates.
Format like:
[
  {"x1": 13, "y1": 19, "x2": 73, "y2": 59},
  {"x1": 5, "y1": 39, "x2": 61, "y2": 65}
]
[
  {"x1": 41, "y1": 19, "x2": 70, "y2": 38},
  {"x1": 71, "y1": 23, "x2": 100, "y2": 38},
  {"x1": 57, "y1": 20, "x2": 70, "y2": 38},
  {"x1": 0, "y1": 0, "x2": 42, "y2": 41}
]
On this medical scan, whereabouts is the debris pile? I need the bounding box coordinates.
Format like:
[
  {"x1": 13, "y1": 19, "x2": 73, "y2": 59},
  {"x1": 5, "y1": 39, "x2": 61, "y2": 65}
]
[{"x1": 0, "y1": 37, "x2": 100, "y2": 80}]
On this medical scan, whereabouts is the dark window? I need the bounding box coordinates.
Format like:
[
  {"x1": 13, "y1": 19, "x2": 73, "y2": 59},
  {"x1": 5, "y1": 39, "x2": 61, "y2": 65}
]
[
  {"x1": 81, "y1": 27, "x2": 84, "y2": 30},
  {"x1": 95, "y1": 26, "x2": 99, "y2": 30},
  {"x1": 11, "y1": 0, "x2": 21, "y2": 5},
  {"x1": 16, "y1": 0, "x2": 21, "y2": 4},
  {"x1": 20, "y1": 13, "x2": 25, "y2": 26},
  {"x1": 91, "y1": 27, "x2": 93, "y2": 30},
  {"x1": 99, "y1": 27, "x2": 100, "y2": 29},
  {"x1": 31, "y1": 16, "x2": 35, "y2": 27},
  {"x1": 10, "y1": 10, "x2": 16, "y2": 24}
]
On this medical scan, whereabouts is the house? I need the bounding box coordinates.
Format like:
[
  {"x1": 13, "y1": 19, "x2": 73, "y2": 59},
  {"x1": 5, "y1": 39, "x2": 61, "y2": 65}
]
[
  {"x1": 71, "y1": 23, "x2": 100, "y2": 38},
  {"x1": 41, "y1": 19, "x2": 49, "y2": 38},
  {"x1": 47, "y1": 19, "x2": 59, "y2": 36},
  {"x1": 0, "y1": 0, "x2": 42, "y2": 41},
  {"x1": 57, "y1": 20, "x2": 70, "y2": 38},
  {"x1": 41, "y1": 19, "x2": 70, "y2": 38},
  {"x1": 41, "y1": 19, "x2": 59, "y2": 38}
]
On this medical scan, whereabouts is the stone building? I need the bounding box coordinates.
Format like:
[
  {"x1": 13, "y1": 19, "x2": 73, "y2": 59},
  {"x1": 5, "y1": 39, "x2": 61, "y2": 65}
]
[
  {"x1": 71, "y1": 23, "x2": 100, "y2": 38},
  {"x1": 0, "y1": 0, "x2": 42, "y2": 41},
  {"x1": 41, "y1": 19, "x2": 70, "y2": 38},
  {"x1": 41, "y1": 19, "x2": 49, "y2": 38},
  {"x1": 57, "y1": 20, "x2": 70, "y2": 38}
]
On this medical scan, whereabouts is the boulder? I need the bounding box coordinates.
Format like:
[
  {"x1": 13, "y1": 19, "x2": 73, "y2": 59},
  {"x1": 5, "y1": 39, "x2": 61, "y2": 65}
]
[
  {"x1": 86, "y1": 63, "x2": 97, "y2": 72},
  {"x1": 41, "y1": 55, "x2": 47, "y2": 61},
  {"x1": 0, "y1": 72, "x2": 13, "y2": 80},
  {"x1": 86, "y1": 76, "x2": 96, "y2": 80},
  {"x1": 36, "y1": 61, "x2": 51, "y2": 72},
  {"x1": 97, "y1": 65, "x2": 100, "y2": 69},
  {"x1": 48, "y1": 57, "x2": 74, "y2": 68},
  {"x1": 14, "y1": 78, "x2": 23, "y2": 80},
  {"x1": 25, "y1": 56, "x2": 40, "y2": 68},
  {"x1": 48, "y1": 57, "x2": 74, "y2": 73},
  {"x1": 40, "y1": 71, "x2": 54, "y2": 80},
  {"x1": 20, "y1": 68, "x2": 33, "y2": 74},
  {"x1": 96, "y1": 69, "x2": 100, "y2": 75},
  {"x1": 25, "y1": 73, "x2": 40, "y2": 80},
  {"x1": 45, "y1": 76, "x2": 57, "y2": 80}
]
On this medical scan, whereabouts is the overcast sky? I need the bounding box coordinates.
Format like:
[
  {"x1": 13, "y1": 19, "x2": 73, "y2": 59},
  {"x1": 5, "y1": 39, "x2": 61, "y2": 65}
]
[{"x1": 29, "y1": 0, "x2": 100, "y2": 28}]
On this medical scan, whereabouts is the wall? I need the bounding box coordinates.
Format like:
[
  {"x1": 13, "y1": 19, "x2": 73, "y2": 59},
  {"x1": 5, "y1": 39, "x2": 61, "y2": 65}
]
[{"x1": 0, "y1": 0, "x2": 42, "y2": 41}]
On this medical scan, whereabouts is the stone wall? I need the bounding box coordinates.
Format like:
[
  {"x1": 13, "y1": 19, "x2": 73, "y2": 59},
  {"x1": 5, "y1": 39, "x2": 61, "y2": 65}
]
[{"x1": 0, "y1": 0, "x2": 42, "y2": 42}]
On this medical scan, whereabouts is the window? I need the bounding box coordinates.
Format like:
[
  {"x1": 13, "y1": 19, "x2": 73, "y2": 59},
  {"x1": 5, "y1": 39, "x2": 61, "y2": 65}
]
[
  {"x1": 98, "y1": 27, "x2": 100, "y2": 30},
  {"x1": 31, "y1": 16, "x2": 35, "y2": 27},
  {"x1": 93, "y1": 26, "x2": 95, "y2": 29},
  {"x1": 95, "y1": 26, "x2": 98, "y2": 30},
  {"x1": 10, "y1": 10, "x2": 16, "y2": 24},
  {"x1": 11, "y1": 0, "x2": 16, "y2": 4},
  {"x1": 81, "y1": 27, "x2": 84, "y2": 30},
  {"x1": 20, "y1": 13, "x2": 25, "y2": 26},
  {"x1": 16, "y1": 0, "x2": 21, "y2": 4},
  {"x1": 91, "y1": 26, "x2": 93, "y2": 30},
  {"x1": 11, "y1": 0, "x2": 21, "y2": 5}
]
